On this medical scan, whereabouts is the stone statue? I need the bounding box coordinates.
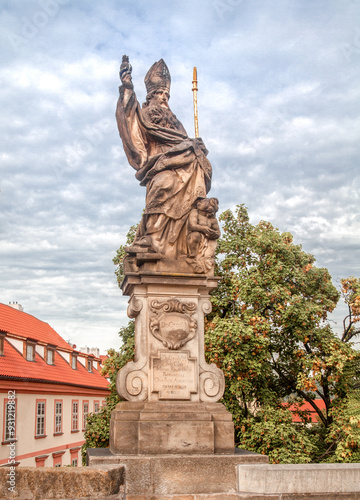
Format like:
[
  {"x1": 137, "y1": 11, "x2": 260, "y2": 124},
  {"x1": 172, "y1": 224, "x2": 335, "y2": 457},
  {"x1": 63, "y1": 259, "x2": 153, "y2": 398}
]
[
  {"x1": 116, "y1": 55, "x2": 217, "y2": 274},
  {"x1": 111, "y1": 57, "x2": 234, "y2": 457}
]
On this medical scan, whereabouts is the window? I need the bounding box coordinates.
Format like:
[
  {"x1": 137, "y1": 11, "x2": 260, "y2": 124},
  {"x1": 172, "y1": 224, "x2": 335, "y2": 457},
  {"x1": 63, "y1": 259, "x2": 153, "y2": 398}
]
[
  {"x1": 52, "y1": 450, "x2": 65, "y2": 467},
  {"x1": 35, "y1": 401, "x2": 46, "y2": 437},
  {"x1": 3, "y1": 398, "x2": 16, "y2": 442},
  {"x1": 70, "y1": 447, "x2": 80, "y2": 467},
  {"x1": 87, "y1": 359, "x2": 92, "y2": 372},
  {"x1": 26, "y1": 343, "x2": 35, "y2": 361},
  {"x1": 71, "y1": 354, "x2": 77, "y2": 369},
  {"x1": 94, "y1": 401, "x2": 100, "y2": 413},
  {"x1": 102, "y1": 400, "x2": 107, "y2": 408},
  {"x1": 71, "y1": 400, "x2": 79, "y2": 431},
  {"x1": 82, "y1": 401, "x2": 89, "y2": 430},
  {"x1": 35, "y1": 455, "x2": 48, "y2": 467},
  {"x1": 54, "y1": 401, "x2": 62, "y2": 434},
  {"x1": 47, "y1": 348, "x2": 54, "y2": 365}
]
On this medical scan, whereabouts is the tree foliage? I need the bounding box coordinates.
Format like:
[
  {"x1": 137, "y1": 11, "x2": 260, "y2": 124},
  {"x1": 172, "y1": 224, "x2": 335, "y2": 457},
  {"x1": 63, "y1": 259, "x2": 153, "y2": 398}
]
[
  {"x1": 113, "y1": 223, "x2": 138, "y2": 286},
  {"x1": 205, "y1": 205, "x2": 360, "y2": 462},
  {"x1": 82, "y1": 205, "x2": 360, "y2": 464}
]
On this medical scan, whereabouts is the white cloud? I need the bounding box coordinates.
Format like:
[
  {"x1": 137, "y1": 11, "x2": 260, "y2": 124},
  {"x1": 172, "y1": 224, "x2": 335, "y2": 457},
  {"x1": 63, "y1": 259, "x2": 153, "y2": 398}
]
[{"x1": 1, "y1": 0, "x2": 359, "y2": 352}]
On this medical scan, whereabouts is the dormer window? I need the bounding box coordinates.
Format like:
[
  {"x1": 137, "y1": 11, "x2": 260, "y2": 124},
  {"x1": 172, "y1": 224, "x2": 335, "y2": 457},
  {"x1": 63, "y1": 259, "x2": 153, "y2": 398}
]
[
  {"x1": 71, "y1": 354, "x2": 77, "y2": 370},
  {"x1": 46, "y1": 348, "x2": 55, "y2": 365},
  {"x1": 87, "y1": 359, "x2": 92, "y2": 372},
  {"x1": 26, "y1": 342, "x2": 35, "y2": 361}
]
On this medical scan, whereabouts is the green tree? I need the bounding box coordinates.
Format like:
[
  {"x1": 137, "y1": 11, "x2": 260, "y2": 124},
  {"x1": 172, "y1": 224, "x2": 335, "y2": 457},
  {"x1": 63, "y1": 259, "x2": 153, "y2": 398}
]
[
  {"x1": 205, "y1": 205, "x2": 360, "y2": 462},
  {"x1": 113, "y1": 223, "x2": 138, "y2": 286}
]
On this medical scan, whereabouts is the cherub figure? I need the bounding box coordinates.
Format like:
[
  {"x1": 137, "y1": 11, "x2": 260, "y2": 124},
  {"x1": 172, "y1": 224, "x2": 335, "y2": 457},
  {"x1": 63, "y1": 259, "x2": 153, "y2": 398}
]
[{"x1": 186, "y1": 197, "x2": 220, "y2": 273}]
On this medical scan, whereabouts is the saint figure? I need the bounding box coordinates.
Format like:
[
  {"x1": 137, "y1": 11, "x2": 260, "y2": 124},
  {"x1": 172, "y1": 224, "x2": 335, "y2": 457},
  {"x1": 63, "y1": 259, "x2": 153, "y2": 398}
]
[{"x1": 116, "y1": 56, "x2": 213, "y2": 266}]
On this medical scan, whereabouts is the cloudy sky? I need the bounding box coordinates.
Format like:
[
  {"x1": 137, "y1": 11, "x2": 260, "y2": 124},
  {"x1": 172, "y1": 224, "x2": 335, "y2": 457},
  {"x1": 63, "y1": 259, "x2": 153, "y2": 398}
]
[{"x1": 1, "y1": 0, "x2": 359, "y2": 353}]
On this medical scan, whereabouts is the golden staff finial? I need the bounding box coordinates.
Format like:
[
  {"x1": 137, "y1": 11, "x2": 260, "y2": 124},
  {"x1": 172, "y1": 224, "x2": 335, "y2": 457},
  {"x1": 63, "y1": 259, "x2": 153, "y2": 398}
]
[{"x1": 192, "y1": 67, "x2": 199, "y2": 138}]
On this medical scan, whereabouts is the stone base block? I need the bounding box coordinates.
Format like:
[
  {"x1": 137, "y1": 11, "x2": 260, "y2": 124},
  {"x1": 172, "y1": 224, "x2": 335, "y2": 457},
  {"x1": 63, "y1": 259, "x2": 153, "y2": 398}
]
[
  {"x1": 87, "y1": 448, "x2": 268, "y2": 497},
  {"x1": 110, "y1": 401, "x2": 234, "y2": 455},
  {"x1": 237, "y1": 463, "x2": 360, "y2": 495},
  {"x1": 0, "y1": 464, "x2": 125, "y2": 500}
]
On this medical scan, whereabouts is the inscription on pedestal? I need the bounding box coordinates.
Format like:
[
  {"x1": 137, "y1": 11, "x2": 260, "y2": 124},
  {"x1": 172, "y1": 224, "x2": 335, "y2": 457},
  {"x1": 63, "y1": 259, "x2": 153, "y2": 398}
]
[{"x1": 151, "y1": 350, "x2": 197, "y2": 400}]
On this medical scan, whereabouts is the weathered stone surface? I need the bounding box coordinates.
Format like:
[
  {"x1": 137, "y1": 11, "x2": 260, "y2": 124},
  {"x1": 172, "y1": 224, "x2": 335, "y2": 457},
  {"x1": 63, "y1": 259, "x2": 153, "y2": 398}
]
[
  {"x1": 194, "y1": 496, "x2": 246, "y2": 500},
  {"x1": 235, "y1": 496, "x2": 280, "y2": 500},
  {"x1": 238, "y1": 463, "x2": 360, "y2": 495},
  {"x1": 110, "y1": 401, "x2": 234, "y2": 455},
  {"x1": 281, "y1": 495, "x2": 360, "y2": 500},
  {"x1": 139, "y1": 420, "x2": 214, "y2": 455},
  {"x1": 150, "y1": 455, "x2": 238, "y2": 495},
  {"x1": 110, "y1": 418, "x2": 139, "y2": 455},
  {"x1": 116, "y1": 275, "x2": 225, "y2": 406},
  {"x1": 124, "y1": 492, "x2": 360, "y2": 500},
  {"x1": 88, "y1": 449, "x2": 268, "y2": 496},
  {"x1": 126, "y1": 496, "x2": 240, "y2": 500},
  {"x1": 213, "y1": 419, "x2": 236, "y2": 454},
  {"x1": 0, "y1": 465, "x2": 125, "y2": 499},
  {"x1": 112, "y1": 274, "x2": 233, "y2": 455}
]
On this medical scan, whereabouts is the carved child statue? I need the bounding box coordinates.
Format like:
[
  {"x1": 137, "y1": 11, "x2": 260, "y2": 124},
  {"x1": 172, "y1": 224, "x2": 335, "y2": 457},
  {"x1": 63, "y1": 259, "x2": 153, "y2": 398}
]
[{"x1": 187, "y1": 197, "x2": 221, "y2": 274}]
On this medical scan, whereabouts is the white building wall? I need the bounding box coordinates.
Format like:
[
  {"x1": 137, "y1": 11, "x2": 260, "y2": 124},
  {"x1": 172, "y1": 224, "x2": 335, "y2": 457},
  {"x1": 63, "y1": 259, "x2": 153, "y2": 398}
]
[{"x1": 1, "y1": 391, "x2": 107, "y2": 468}]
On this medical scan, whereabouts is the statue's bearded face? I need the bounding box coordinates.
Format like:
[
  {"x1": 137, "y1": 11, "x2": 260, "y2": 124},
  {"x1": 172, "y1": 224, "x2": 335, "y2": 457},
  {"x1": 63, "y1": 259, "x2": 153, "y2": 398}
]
[
  {"x1": 143, "y1": 87, "x2": 182, "y2": 131},
  {"x1": 151, "y1": 88, "x2": 170, "y2": 108}
]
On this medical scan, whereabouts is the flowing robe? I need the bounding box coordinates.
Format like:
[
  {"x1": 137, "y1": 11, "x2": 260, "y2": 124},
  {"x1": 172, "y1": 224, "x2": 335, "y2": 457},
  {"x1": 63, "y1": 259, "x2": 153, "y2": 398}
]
[{"x1": 116, "y1": 86, "x2": 212, "y2": 257}]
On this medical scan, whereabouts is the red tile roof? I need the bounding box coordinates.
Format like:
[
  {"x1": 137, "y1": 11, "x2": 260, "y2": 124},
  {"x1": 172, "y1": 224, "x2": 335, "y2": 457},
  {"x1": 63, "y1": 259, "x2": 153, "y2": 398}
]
[
  {"x1": 284, "y1": 400, "x2": 327, "y2": 423},
  {"x1": 0, "y1": 303, "x2": 70, "y2": 349},
  {"x1": 0, "y1": 303, "x2": 109, "y2": 391},
  {"x1": 1, "y1": 340, "x2": 109, "y2": 389}
]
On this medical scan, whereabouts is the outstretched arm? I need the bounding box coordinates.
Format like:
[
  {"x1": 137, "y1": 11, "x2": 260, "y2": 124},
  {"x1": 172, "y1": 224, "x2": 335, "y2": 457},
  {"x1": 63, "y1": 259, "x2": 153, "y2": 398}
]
[{"x1": 116, "y1": 55, "x2": 147, "y2": 171}]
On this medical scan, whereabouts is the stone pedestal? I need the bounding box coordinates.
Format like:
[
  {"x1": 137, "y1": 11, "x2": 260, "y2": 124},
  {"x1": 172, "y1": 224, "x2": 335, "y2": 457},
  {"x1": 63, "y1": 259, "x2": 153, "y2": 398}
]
[
  {"x1": 110, "y1": 272, "x2": 234, "y2": 456},
  {"x1": 117, "y1": 273, "x2": 225, "y2": 404},
  {"x1": 110, "y1": 401, "x2": 234, "y2": 455}
]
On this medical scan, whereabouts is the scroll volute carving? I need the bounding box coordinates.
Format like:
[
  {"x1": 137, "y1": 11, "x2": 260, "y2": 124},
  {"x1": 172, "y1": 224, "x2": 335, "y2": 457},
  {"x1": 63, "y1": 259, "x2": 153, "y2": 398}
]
[
  {"x1": 149, "y1": 298, "x2": 197, "y2": 350},
  {"x1": 127, "y1": 297, "x2": 143, "y2": 318}
]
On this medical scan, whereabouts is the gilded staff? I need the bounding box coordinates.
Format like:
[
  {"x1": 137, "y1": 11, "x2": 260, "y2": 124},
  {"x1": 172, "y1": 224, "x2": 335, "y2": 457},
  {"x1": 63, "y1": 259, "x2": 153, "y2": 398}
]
[{"x1": 192, "y1": 67, "x2": 199, "y2": 138}]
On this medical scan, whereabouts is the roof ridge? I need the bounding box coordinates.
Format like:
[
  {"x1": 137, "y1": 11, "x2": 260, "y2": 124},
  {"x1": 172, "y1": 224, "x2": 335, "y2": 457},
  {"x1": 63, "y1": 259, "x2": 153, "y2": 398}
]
[
  {"x1": 0, "y1": 303, "x2": 73, "y2": 350},
  {"x1": 0, "y1": 302, "x2": 52, "y2": 325}
]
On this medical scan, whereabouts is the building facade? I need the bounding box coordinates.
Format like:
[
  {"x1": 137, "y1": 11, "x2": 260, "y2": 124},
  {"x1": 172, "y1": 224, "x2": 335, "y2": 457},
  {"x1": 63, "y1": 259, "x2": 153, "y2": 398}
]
[{"x1": 0, "y1": 303, "x2": 110, "y2": 467}]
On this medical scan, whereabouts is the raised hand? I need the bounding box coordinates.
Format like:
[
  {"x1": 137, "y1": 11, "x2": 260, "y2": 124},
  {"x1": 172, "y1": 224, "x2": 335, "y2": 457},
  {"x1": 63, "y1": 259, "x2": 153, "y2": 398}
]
[{"x1": 119, "y1": 55, "x2": 133, "y2": 89}]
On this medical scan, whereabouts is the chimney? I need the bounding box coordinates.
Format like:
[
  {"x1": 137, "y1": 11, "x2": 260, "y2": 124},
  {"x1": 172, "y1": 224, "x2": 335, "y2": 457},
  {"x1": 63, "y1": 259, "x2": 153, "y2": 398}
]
[
  {"x1": 80, "y1": 346, "x2": 100, "y2": 357},
  {"x1": 90, "y1": 347, "x2": 100, "y2": 358},
  {"x1": 8, "y1": 302, "x2": 24, "y2": 312}
]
